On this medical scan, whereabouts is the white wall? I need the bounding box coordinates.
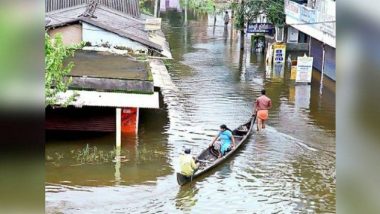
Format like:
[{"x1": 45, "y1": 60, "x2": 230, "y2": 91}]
[
  {"x1": 286, "y1": 16, "x2": 335, "y2": 48},
  {"x1": 82, "y1": 23, "x2": 148, "y2": 53}
]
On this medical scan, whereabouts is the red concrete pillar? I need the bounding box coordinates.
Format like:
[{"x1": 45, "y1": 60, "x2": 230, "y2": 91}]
[{"x1": 121, "y1": 107, "x2": 139, "y2": 134}]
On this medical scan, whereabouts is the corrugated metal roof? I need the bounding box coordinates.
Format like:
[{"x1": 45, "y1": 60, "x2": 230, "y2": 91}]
[
  {"x1": 55, "y1": 90, "x2": 160, "y2": 108},
  {"x1": 45, "y1": 0, "x2": 140, "y2": 18},
  {"x1": 46, "y1": 4, "x2": 163, "y2": 51}
]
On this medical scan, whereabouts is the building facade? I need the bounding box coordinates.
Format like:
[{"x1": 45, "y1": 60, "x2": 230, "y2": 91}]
[
  {"x1": 285, "y1": 0, "x2": 336, "y2": 81},
  {"x1": 45, "y1": 2, "x2": 172, "y2": 139}
]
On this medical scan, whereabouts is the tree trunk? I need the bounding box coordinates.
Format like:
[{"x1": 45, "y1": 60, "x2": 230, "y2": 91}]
[
  {"x1": 240, "y1": 30, "x2": 245, "y2": 50},
  {"x1": 239, "y1": 0, "x2": 245, "y2": 50}
]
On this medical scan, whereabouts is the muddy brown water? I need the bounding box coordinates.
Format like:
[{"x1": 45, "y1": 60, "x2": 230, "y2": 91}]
[{"x1": 46, "y1": 10, "x2": 335, "y2": 213}]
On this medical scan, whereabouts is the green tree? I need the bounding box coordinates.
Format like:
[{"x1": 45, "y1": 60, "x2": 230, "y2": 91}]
[
  {"x1": 263, "y1": 0, "x2": 286, "y2": 27},
  {"x1": 45, "y1": 33, "x2": 81, "y2": 107},
  {"x1": 233, "y1": 0, "x2": 285, "y2": 26},
  {"x1": 232, "y1": 0, "x2": 286, "y2": 48}
]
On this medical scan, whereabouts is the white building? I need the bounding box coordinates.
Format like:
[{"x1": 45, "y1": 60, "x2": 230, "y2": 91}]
[{"x1": 285, "y1": 0, "x2": 336, "y2": 81}]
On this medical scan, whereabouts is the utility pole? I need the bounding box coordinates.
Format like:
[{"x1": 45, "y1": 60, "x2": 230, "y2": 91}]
[
  {"x1": 184, "y1": 0, "x2": 188, "y2": 26},
  {"x1": 154, "y1": 0, "x2": 161, "y2": 17}
]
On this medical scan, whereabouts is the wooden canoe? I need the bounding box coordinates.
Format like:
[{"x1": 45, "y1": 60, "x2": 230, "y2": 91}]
[{"x1": 177, "y1": 116, "x2": 256, "y2": 186}]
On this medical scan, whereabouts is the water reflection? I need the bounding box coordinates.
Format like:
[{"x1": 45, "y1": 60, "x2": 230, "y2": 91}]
[
  {"x1": 216, "y1": 160, "x2": 234, "y2": 179},
  {"x1": 46, "y1": 107, "x2": 172, "y2": 186},
  {"x1": 273, "y1": 63, "x2": 285, "y2": 79},
  {"x1": 266, "y1": 64, "x2": 272, "y2": 78},
  {"x1": 114, "y1": 147, "x2": 121, "y2": 184},
  {"x1": 175, "y1": 184, "x2": 199, "y2": 212},
  {"x1": 223, "y1": 25, "x2": 228, "y2": 44}
]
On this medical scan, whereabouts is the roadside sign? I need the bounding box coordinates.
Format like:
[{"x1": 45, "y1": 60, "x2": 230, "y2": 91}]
[
  {"x1": 247, "y1": 22, "x2": 274, "y2": 34},
  {"x1": 145, "y1": 18, "x2": 162, "y2": 31},
  {"x1": 296, "y1": 56, "x2": 313, "y2": 83},
  {"x1": 273, "y1": 43, "x2": 286, "y2": 64}
]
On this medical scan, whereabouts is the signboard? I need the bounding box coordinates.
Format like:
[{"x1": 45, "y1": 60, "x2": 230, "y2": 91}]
[
  {"x1": 144, "y1": 18, "x2": 162, "y2": 31},
  {"x1": 273, "y1": 43, "x2": 286, "y2": 64},
  {"x1": 247, "y1": 22, "x2": 274, "y2": 34},
  {"x1": 287, "y1": 27, "x2": 299, "y2": 43},
  {"x1": 285, "y1": 0, "x2": 301, "y2": 19},
  {"x1": 319, "y1": 0, "x2": 336, "y2": 36},
  {"x1": 300, "y1": 6, "x2": 317, "y2": 23},
  {"x1": 321, "y1": 14, "x2": 335, "y2": 36},
  {"x1": 296, "y1": 56, "x2": 313, "y2": 83}
]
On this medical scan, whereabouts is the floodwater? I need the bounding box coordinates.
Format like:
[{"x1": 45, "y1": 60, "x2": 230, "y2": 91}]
[{"x1": 46, "y1": 9, "x2": 336, "y2": 213}]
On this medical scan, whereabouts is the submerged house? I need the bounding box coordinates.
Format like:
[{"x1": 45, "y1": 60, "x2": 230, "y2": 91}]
[
  {"x1": 45, "y1": 2, "x2": 171, "y2": 58},
  {"x1": 45, "y1": 1, "x2": 172, "y2": 136}
]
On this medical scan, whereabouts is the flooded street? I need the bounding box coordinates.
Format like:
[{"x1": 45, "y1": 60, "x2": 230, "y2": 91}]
[{"x1": 46, "y1": 9, "x2": 335, "y2": 214}]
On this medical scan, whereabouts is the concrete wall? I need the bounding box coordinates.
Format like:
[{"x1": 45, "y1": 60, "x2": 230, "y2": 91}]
[
  {"x1": 48, "y1": 24, "x2": 82, "y2": 46},
  {"x1": 82, "y1": 23, "x2": 148, "y2": 54},
  {"x1": 310, "y1": 37, "x2": 336, "y2": 81}
]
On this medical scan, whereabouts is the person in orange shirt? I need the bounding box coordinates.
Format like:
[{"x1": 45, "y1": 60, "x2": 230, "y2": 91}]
[{"x1": 253, "y1": 89, "x2": 272, "y2": 131}]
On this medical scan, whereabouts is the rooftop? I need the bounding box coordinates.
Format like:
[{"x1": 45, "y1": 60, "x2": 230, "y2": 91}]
[
  {"x1": 45, "y1": 0, "x2": 140, "y2": 18},
  {"x1": 46, "y1": 4, "x2": 164, "y2": 51},
  {"x1": 67, "y1": 50, "x2": 150, "y2": 80},
  {"x1": 65, "y1": 50, "x2": 154, "y2": 93}
]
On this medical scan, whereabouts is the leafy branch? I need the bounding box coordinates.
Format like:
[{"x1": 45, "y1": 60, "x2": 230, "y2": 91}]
[
  {"x1": 45, "y1": 33, "x2": 83, "y2": 107},
  {"x1": 232, "y1": 0, "x2": 285, "y2": 29}
]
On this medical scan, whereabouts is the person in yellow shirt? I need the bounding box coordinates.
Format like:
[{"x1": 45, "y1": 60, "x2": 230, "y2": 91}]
[{"x1": 179, "y1": 148, "x2": 199, "y2": 177}]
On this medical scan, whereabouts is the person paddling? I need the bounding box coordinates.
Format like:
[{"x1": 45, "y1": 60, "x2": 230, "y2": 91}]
[
  {"x1": 209, "y1": 124, "x2": 236, "y2": 158},
  {"x1": 179, "y1": 148, "x2": 199, "y2": 178},
  {"x1": 253, "y1": 89, "x2": 272, "y2": 131}
]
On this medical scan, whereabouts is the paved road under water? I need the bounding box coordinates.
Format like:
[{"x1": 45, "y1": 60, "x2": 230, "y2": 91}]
[{"x1": 46, "y1": 10, "x2": 335, "y2": 213}]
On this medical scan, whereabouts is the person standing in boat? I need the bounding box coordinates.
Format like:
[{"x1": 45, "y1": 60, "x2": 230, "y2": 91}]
[
  {"x1": 179, "y1": 148, "x2": 199, "y2": 177},
  {"x1": 253, "y1": 89, "x2": 272, "y2": 131},
  {"x1": 209, "y1": 124, "x2": 236, "y2": 158}
]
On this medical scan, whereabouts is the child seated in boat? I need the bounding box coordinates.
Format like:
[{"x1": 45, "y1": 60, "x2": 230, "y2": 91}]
[{"x1": 209, "y1": 124, "x2": 236, "y2": 158}]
